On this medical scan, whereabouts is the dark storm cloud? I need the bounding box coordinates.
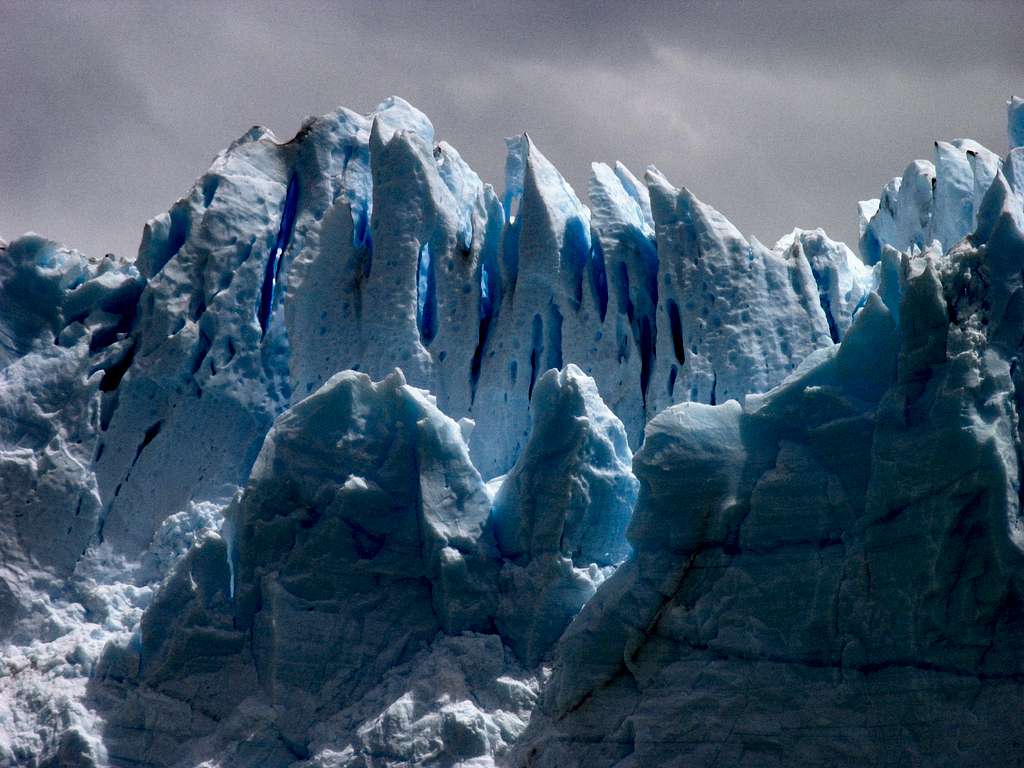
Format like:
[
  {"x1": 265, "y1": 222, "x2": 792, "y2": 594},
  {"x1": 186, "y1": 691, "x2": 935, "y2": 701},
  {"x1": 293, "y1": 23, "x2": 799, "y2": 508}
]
[{"x1": 1, "y1": 0, "x2": 1022, "y2": 260}]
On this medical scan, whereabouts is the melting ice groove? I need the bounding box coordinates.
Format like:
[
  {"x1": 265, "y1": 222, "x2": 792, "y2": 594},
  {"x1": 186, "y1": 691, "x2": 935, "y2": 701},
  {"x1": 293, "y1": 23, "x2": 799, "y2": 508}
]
[
  {"x1": 1, "y1": 95, "x2": 1024, "y2": 767},
  {"x1": 257, "y1": 172, "x2": 299, "y2": 337}
]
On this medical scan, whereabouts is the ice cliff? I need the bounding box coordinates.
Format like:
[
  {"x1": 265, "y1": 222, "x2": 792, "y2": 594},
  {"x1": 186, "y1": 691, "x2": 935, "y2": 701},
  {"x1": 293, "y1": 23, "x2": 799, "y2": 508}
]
[{"x1": 1, "y1": 96, "x2": 1022, "y2": 767}]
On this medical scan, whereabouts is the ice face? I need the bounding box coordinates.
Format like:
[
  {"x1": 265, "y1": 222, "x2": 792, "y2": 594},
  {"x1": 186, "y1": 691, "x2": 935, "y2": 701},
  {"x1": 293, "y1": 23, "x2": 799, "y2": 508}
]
[
  {"x1": 99, "y1": 96, "x2": 852, "y2": 486},
  {"x1": 644, "y1": 169, "x2": 834, "y2": 415},
  {"x1": 859, "y1": 136, "x2": 1003, "y2": 263},
  {"x1": 92, "y1": 368, "x2": 496, "y2": 762},
  {"x1": 1009, "y1": 96, "x2": 1024, "y2": 150},
  {"x1": 91, "y1": 363, "x2": 635, "y2": 764},
  {"x1": 0, "y1": 236, "x2": 142, "y2": 588},
  {"x1": 773, "y1": 228, "x2": 873, "y2": 342},
  {"x1": 3, "y1": 95, "x2": 1024, "y2": 767},
  {"x1": 491, "y1": 364, "x2": 638, "y2": 665},
  {"x1": 517, "y1": 236, "x2": 1024, "y2": 767},
  {"x1": 506, "y1": 105, "x2": 1024, "y2": 764}
]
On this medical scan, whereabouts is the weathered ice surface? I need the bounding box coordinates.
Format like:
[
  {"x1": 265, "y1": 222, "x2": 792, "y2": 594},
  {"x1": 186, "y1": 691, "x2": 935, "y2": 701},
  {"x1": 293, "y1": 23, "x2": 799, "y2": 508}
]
[
  {"x1": 96, "y1": 96, "x2": 848, "y2": 484},
  {"x1": 641, "y1": 169, "x2": 834, "y2": 419},
  {"x1": 773, "y1": 228, "x2": 872, "y2": 343},
  {"x1": 514, "y1": 174, "x2": 1024, "y2": 767},
  {"x1": 89, "y1": 365, "x2": 633, "y2": 766},
  {"x1": 492, "y1": 365, "x2": 638, "y2": 667},
  {"x1": 0, "y1": 238, "x2": 123, "y2": 589},
  {"x1": 859, "y1": 134, "x2": 1002, "y2": 264},
  {"x1": 1, "y1": 96, "x2": 1022, "y2": 767},
  {"x1": 90, "y1": 369, "x2": 502, "y2": 765}
]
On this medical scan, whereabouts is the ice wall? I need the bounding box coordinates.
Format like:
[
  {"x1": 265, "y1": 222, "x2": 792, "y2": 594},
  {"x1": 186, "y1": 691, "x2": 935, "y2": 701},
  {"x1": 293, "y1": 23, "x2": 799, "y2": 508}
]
[{"x1": 3, "y1": 96, "x2": 1023, "y2": 768}]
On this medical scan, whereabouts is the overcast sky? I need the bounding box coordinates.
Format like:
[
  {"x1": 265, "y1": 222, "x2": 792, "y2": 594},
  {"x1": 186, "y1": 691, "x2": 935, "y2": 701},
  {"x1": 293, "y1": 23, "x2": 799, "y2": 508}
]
[{"x1": 2, "y1": 1, "x2": 1022, "y2": 260}]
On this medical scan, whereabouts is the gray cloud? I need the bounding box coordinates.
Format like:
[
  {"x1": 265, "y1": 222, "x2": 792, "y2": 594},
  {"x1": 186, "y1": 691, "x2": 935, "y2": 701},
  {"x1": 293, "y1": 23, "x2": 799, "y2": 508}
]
[{"x1": 1, "y1": 0, "x2": 1021, "y2": 260}]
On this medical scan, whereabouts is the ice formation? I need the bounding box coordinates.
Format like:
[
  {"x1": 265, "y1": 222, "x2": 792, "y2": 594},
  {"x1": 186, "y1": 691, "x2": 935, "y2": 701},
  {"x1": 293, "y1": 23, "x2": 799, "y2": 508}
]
[{"x1": 1, "y1": 96, "x2": 1023, "y2": 767}]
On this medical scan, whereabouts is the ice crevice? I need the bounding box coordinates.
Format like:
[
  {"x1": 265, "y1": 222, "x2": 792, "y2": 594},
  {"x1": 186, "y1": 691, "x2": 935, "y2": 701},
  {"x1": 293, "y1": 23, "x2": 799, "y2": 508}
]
[{"x1": 257, "y1": 171, "x2": 299, "y2": 337}]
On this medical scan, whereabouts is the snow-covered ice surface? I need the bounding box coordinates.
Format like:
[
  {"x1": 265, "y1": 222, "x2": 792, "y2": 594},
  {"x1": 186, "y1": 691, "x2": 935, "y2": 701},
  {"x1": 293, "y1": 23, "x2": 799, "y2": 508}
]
[{"x1": 1, "y1": 96, "x2": 1023, "y2": 766}]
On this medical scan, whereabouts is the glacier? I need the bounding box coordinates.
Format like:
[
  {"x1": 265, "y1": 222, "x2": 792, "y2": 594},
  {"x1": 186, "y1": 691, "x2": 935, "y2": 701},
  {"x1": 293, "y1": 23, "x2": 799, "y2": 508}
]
[{"x1": 0, "y1": 95, "x2": 1022, "y2": 767}]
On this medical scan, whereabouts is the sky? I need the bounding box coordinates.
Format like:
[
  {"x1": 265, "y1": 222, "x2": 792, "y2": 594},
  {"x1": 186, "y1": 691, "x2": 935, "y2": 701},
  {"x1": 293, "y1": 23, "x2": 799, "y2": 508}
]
[{"x1": 1, "y1": 1, "x2": 1022, "y2": 261}]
